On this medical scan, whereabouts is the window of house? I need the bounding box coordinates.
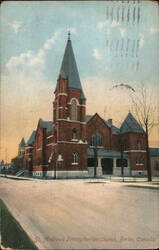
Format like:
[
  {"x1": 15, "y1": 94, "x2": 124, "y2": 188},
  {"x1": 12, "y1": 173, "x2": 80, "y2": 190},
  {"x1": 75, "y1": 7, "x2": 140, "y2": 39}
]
[
  {"x1": 122, "y1": 140, "x2": 128, "y2": 151},
  {"x1": 71, "y1": 99, "x2": 78, "y2": 120},
  {"x1": 136, "y1": 157, "x2": 144, "y2": 165},
  {"x1": 90, "y1": 132, "x2": 103, "y2": 147},
  {"x1": 116, "y1": 159, "x2": 128, "y2": 167},
  {"x1": 72, "y1": 128, "x2": 77, "y2": 139},
  {"x1": 137, "y1": 140, "x2": 142, "y2": 150},
  {"x1": 72, "y1": 152, "x2": 79, "y2": 164}
]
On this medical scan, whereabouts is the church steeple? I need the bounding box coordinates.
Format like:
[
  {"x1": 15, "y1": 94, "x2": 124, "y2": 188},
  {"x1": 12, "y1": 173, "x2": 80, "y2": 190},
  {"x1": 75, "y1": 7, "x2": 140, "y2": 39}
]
[
  {"x1": 57, "y1": 34, "x2": 85, "y2": 100},
  {"x1": 68, "y1": 31, "x2": 71, "y2": 40}
]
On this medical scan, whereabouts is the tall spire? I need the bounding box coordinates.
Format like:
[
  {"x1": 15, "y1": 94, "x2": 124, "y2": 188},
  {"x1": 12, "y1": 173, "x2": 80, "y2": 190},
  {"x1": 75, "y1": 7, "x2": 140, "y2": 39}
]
[
  {"x1": 68, "y1": 31, "x2": 71, "y2": 40},
  {"x1": 57, "y1": 35, "x2": 86, "y2": 99}
]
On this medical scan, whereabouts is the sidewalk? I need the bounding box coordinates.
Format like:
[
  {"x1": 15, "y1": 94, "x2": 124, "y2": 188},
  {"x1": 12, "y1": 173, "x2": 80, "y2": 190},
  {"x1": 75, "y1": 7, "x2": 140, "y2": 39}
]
[
  {"x1": 104, "y1": 175, "x2": 159, "y2": 182},
  {"x1": 1, "y1": 174, "x2": 159, "y2": 189},
  {"x1": 103, "y1": 176, "x2": 159, "y2": 189}
]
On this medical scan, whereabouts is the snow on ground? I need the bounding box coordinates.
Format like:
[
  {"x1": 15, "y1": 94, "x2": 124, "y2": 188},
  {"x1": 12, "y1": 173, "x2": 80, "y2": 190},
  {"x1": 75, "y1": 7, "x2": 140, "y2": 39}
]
[{"x1": 0, "y1": 178, "x2": 159, "y2": 249}]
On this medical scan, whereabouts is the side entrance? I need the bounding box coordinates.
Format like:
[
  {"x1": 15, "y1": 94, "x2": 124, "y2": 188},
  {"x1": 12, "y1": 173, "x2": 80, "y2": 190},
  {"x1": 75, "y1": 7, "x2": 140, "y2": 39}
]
[{"x1": 101, "y1": 158, "x2": 113, "y2": 175}]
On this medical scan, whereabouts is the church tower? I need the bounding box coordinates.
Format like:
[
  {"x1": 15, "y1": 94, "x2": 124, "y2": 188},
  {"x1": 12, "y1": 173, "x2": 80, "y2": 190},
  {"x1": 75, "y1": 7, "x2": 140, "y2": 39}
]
[{"x1": 53, "y1": 33, "x2": 88, "y2": 177}]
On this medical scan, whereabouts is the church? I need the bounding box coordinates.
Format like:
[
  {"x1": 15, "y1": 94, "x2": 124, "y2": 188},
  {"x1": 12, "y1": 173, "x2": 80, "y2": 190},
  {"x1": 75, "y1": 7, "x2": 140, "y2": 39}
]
[{"x1": 23, "y1": 34, "x2": 147, "y2": 178}]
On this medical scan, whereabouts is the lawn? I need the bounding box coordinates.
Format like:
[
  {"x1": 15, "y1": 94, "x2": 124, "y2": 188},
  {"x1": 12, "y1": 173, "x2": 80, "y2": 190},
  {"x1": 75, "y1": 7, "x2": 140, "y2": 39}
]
[{"x1": 0, "y1": 199, "x2": 38, "y2": 249}]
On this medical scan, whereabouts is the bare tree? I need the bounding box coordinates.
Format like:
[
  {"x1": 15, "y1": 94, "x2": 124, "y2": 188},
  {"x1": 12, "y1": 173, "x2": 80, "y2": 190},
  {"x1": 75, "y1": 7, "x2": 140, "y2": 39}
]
[
  {"x1": 89, "y1": 129, "x2": 99, "y2": 178},
  {"x1": 87, "y1": 116, "x2": 101, "y2": 178},
  {"x1": 131, "y1": 84, "x2": 158, "y2": 182}
]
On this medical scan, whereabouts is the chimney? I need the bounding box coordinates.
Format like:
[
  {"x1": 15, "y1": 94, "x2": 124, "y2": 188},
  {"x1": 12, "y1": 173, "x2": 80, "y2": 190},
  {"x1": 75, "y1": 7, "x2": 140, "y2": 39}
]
[{"x1": 108, "y1": 119, "x2": 112, "y2": 125}]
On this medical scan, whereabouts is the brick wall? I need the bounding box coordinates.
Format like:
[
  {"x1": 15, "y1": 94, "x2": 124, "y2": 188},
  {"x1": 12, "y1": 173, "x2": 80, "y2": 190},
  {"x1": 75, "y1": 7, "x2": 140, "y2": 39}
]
[{"x1": 86, "y1": 114, "x2": 111, "y2": 150}]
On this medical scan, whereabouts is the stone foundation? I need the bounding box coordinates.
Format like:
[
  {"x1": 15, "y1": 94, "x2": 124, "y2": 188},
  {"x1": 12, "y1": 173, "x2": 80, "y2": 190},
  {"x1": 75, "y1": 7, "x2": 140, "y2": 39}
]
[
  {"x1": 113, "y1": 167, "x2": 131, "y2": 176},
  {"x1": 131, "y1": 170, "x2": 147, "y2": 176},
  {"x1": 46, "y1": 170, "x2": 88, "y2": 178},
  {"x1": 88, "y1": 167, "x2": 102, "y2": 177}
]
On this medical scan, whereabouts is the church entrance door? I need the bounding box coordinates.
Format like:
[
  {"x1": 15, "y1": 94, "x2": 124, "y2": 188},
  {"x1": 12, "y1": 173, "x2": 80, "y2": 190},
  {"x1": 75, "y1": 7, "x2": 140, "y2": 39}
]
[{"x1": 101, "y1": 158, "x2": 113, "y2": 175}]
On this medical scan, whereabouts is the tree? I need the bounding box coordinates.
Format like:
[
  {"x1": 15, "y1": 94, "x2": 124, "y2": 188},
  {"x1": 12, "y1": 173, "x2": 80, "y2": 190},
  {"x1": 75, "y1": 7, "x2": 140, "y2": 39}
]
[
  {"x1": 131, "y1": 84, "x2": 158, "y2": 182},
  {"x1": 93, "y1": 142, "x2": 98, "y2": 178},
  {"x1": 11, "y1": 156, "x2": 24, "y2": 174},
  {"x1": 88, "y1": 115, "x2": 101, "y2": 178},
  {"x1": 118, "y1": 137, "x2": 125, "y2": 181},
  {"x1": 90, "y1": 129, "x2": 102, "y2": 178}
]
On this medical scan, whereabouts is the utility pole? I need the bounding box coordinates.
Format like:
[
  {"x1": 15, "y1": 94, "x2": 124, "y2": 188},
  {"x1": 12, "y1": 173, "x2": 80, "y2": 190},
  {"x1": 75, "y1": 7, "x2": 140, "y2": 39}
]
[
  {"x1": 158, "y1": 98, "x2": 159, "y2": 147},
  {"x1": 5, "y1": 148, "x2": 7, "y2": 164},
  {"x1": 93, "y1": 147, "x2": 98, "y2": 178},
  {"x1": 120, "y1": 140, "x2": 124, "y2": 182}
]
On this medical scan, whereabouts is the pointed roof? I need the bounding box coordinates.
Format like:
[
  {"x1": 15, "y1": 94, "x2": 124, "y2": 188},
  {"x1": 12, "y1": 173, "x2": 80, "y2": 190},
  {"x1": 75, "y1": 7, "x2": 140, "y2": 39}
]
[
  {"x1": 27, "y1": 131, "x2": 36, "y2": 146},
  {"x1": 19, "y1": 138, "x2": 25, "y2": 147},
  {"x1": 86, "y1": 115, "x2": 93, "y2": 122},
  {"x1": 120, "y1": 112, "x2": 145, "y2": 134},
  {"x1": 86, "y1": 113, "x2": 112, "y2": 129},
  {"x1": 57, "y1": 36, "x2": 85, "y2": 99}
]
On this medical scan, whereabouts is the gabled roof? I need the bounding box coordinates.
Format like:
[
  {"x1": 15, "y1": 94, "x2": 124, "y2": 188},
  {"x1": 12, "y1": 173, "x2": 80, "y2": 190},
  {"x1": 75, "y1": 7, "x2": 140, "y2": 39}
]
[
  {"x1": 86, "y1": 115, "x2": 93, "y2": 122},
  {"x1": 86, "y1": 113, "x2": 112, "y2": 129},
  {"x1": 111, "y1": 125, "x2": 120, "y2": 135},
  {"x1": 120, "y1": 112, "x2": 144, "y2": 134},
  {"x1": 103, "y1": 120, "x2": 112, "y2": 128},
  {"x1": 19, "y1": 138, "x2": 25, "y2": 147},
  {"x1": 40, "y1": 119, "x2": 53, "y2": 133},
  {"x1": 27, "y1": 131, "x2": 36, "y2": 146},
  {"x1": 86, "y1": 112, "x2": 145, "y2": 135},
  {"x1": 56, "y1": 37, "x2": 85, "y2": 100}
]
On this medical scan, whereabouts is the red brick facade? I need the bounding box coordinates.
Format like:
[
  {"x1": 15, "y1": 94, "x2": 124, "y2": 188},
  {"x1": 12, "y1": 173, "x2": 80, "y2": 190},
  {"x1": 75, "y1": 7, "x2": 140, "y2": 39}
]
[{"x1": 23, "y1": 37, "x2": 147, "y2": 177}]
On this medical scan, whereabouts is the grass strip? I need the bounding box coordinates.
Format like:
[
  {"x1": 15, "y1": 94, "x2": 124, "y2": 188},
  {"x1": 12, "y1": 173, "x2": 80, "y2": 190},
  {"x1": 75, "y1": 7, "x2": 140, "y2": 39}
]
[
  {"x1": 0, "y1": 199, "x2": 38, "y2": 249},
  {"x1": 125, "y1": 185, "x2": 159, "y2": 190}
]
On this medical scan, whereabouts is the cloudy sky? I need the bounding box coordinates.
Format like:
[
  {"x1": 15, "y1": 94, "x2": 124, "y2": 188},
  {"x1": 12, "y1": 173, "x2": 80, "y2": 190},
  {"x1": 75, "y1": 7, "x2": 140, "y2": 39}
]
[{"x1": 0, "y1": 1, "x2": 159, "y2": 161}]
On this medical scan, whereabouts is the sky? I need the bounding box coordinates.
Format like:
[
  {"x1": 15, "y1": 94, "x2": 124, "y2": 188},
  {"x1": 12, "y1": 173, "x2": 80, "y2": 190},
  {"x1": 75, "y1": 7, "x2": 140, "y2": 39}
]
[{"x1": 0, "y1": 0, "x2": 159, "y2": 162}]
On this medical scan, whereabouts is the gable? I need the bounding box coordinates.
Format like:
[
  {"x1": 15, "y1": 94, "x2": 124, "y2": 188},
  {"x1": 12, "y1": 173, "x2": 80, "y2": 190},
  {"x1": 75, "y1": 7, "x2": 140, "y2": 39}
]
[
  {"x1": 86, "y1": 113, "x2": 111, "y2": 137},
  {"x1": 87, "y1": 113, "x2": 111, "y2": 129},
  {"x1": 120, "y1": 113, "x2": 144, "y2": 134}
]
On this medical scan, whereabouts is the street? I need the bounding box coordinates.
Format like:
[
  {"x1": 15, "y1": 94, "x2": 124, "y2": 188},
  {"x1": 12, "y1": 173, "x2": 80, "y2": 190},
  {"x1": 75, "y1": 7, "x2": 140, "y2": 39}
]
[{"x1": 0, "y1": 178, "x2": 159, "y2": 249}]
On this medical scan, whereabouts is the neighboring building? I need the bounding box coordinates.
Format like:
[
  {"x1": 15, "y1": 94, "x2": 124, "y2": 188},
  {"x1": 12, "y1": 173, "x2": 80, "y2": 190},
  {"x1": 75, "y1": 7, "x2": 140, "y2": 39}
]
[
  {"x1": 0, "y1": 161, "x2": 12, "y2": 174},
  {"x1": 86, "y1": 112, "x2": 147, "y2": 177},
  {"x1": 150, "y1": 148, "x2": 159, "y2": 177},
  {"x1": 18, "y1": 138, "x2": 26, "y2": 158},
  {"x1": 24, "y1": 130, "x2": 36, "y2": 175},
  {"x1": 23, "y1": 34, "x2": 149, "y2": 178},
  {"x1": 10, "y1": 138, "x2": 26, "y2": 174}
]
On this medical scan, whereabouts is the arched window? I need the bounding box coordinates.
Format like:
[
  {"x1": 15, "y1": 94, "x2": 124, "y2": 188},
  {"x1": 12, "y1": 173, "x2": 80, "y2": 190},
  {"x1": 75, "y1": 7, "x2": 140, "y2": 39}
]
[
  {"x1": 137, "y1": 140, "x2": 142, "y2": 150},
  {"x1": 72, "y1": 128, "x2": 77, "y2": 139},
  {"x1": 90, "y1": 132, "x2": 103, "y2": 147},
  {"x1": 71, "y1": 99, "x2": 77, "y2": 120},
  {"x1": 72, "y1": 152, "x2": 79, "y2": 164}
]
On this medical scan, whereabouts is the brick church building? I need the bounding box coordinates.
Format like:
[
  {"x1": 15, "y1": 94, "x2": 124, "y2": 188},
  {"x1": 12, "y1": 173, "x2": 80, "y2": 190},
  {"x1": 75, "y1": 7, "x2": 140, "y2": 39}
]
[{"x1": 23, "y1": 34, "x2": 147, "y2": 178}]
